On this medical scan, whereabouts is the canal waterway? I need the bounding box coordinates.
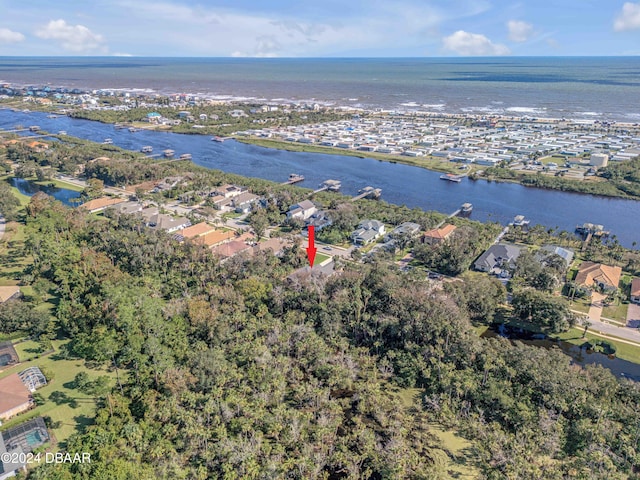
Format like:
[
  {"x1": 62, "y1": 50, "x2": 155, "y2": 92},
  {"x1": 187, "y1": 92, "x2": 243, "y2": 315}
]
[{"x1": 1, "y1": 109, "x2": 639, "y2": 248}]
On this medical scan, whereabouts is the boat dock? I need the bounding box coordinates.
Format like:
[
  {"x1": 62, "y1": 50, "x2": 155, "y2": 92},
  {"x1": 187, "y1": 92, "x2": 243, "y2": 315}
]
[
  {"x1": 309, "y1": 179, "x2": 342, "y2": 195},
  {"x1": 440, "y1": 173, "x2": 465, "y2": 183},
  {"x1": 281, "y1": 173, "x2": 305, "y2": 185},
  {"x1": 434, "y1": 203, "x2": 473, "y2": 228},
  {"x1": 351, "y1": 186, "x2": 382, "y2": 201},
  {"x1": 511, "y1": 215, "x2": 531, "y2": 227}
]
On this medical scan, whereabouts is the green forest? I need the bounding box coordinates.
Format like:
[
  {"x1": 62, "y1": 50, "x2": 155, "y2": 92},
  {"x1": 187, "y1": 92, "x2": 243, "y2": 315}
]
[{"x1": 8, "y1": 193, "x2": 639, "y2": 480}]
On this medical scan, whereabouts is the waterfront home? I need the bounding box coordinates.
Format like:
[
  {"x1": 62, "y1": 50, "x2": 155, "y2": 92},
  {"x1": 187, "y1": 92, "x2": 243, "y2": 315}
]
[
  {"x1": 287, "y1": 200, "x2": 318, "y2": 220},
  {"x1": 351, "y1": 220, "x2": 385, "y2": 245},
  {"x1": 211, "y1": 184, "x2": 247, "y2": 199},
  {"x1": 385, "y1": 222, "x2": 422, "y2": 242},
  {"x1": 474, "y1": 243, "x2": 524, "y2": 274},
  {"x1": 631, "y1": 278, "x2": 640, "y2": 304},
  {"x1": 421, "y1": 224, "x2": 457, "y2": 246},
  {"x1": 536, "y1": 245, "x2": 574, "y2": 268},
  {"x1": 575, "y1": 261, "x2": 622, "y2": 293}
]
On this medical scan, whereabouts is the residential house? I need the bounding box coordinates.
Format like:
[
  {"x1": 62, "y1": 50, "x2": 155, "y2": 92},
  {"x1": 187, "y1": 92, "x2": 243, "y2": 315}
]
[
  {"x1": 228, "y1": 109, "x2": 247, "y2": 118},
  {"x1": 0, "y1": 374, "x2": 32, "y2": 421},
  {"x1": 110, "y1": 201, "x2": 143, "y2": 215},
  {"x1": 80, "y1": 196, "x2": 125, "y2": 213},
  {"x1": 231, "y1": 192, "x2": 260, "y2": 213},
  {"x1": 0, "y1": 286, "x2": 20, "y2": 304},
  {"x1": 252, "y1": 237, "x2": 289, "y2": 256},
  {"x1": 351, "y1": 219, "x2": 385, "y2": 245},
  {"x1": 195, "y1": 229, "x2": 237, "y2": 248},
  {"x1": 474, "y1": 243, "x2": 524, "y2": 274},
  {"x1": 211, "y1": 184, "x2": 246, "y2": 199},
  {"x1": 174, "y1": 222, "x2": 217, "y2": 242},
  {"x1": 575, "y1": 261, "x2": 622, "y2": 292},
  {"x1": 287, "y1": 260, "x2": 335, "y2": 283},
  {"x1": 1, "y1": 433, "x2": 26, "y2": 480},
  {"x1": 385, "y1": 222, "x2": 421, "y2": 242},
  {"x1": 631, "y1": 278, "x2": 640, "y2": 304},
  {"x1": 146, "y1": 213, "x2": 191, "y2": 233},
  {"x1": 422, "y1": 224, "x2": 457, "y2": 246},
  {"x1": 536, "y1": 245, "x2": 574, "y2": 268},
  {"x1": 305, "y1": 211, "x2": 332, "y2": 231},
  {"x1": 287, "y1": 200, "x2": 318, "y2": 220}
]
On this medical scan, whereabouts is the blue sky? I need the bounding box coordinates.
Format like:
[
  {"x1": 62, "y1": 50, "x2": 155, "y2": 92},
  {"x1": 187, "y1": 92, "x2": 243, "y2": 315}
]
[{"x1": 0, "y1": 0, "x2": 639, "y2": 56}]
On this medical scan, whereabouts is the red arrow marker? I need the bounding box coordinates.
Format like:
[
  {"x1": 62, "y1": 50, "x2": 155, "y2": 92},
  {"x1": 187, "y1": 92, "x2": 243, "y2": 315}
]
[{"x1": 306, "y1": 225, "x2": 317, "y2": 267}]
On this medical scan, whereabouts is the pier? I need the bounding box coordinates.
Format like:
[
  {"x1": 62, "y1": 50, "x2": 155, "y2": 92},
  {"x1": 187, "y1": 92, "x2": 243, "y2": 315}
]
[
  {"x1": 434, "y1": 203, "x2": 473, "y2": 229},
  {"x1": 309, "y1": 179, "x2": 342, "y2": 195},
  {"x1": 281, "y1": 173, "x2": 305, "y2": 185},
  {"x1": 351, "y1": 186, "x2": 382, "y2": 202}
]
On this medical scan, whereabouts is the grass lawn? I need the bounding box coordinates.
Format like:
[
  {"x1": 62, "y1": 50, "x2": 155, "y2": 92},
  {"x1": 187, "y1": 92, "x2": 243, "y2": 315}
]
[
  {"x1": 0, "y1": 340, "x2": 115, "y2": 447},
  {"x1": 569, "y1": 298, "x2": 591, "y2": 314},
  {"x1": 33, "y1": 177, "x2": 84, "y2": 192},
  {"x1": 13, "y1": 339, "x2": 48, "y2": 362},
  {"x1": 602, "y1": 302, "x2": 629, "y2": 323},
  {"x1": 313, "y1": 252, "x2": 331, "y2": 266},
  {"x1": 555, "y1": 327, "x2": 640, "y2": 364}
]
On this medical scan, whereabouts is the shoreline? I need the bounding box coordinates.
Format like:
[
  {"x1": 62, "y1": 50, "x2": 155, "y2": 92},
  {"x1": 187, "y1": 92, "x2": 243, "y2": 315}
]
[{"x1": 2, "y1": 101, "x2": 640, "y2": 201}]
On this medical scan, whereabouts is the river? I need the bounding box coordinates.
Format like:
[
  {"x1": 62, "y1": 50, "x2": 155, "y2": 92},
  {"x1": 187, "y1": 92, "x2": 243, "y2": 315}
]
[{"x1": 1, "y1": 109, "x2": 639, "y2": 248}]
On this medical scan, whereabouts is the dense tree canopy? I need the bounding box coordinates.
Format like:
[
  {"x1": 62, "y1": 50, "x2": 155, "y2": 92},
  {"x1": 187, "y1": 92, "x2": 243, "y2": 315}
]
[{"x1": 14, "y1": 194, "x2": 640, "y2": 479}]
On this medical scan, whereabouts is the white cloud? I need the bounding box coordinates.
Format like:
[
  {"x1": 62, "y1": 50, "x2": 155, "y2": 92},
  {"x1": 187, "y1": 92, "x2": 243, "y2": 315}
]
[
  {"x1": 614, "y1": 2, "x2": 640, "y2": 31},
  {"x1": 35, "y1": 19, "x2": 105, "y2": 53},
  {"x1": 442, "y1": 30, "x2": 510, "y2": 56},
  {"x1": 113, "y1": 0, "x2": 482, "y2": 56},
  {"x1": 0, "y1": 28, "x2": 25, "y2": 44},
  {"x1": 507, "y1": 20, "x2": 534, "y2": 42}
]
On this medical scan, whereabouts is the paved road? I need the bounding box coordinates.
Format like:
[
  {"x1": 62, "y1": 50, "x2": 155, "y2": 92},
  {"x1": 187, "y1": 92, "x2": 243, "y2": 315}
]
[
  {"x1": 577, "y1": 314, "x2": 640, "y2": 345},
  {"x1": 0, "y1": 216, "x2": 5, "y2": 242}
]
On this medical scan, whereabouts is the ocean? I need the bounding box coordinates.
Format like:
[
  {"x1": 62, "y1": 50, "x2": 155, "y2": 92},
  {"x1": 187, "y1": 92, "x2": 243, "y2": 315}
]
[{"x1": 1, "y1": 57, "x2": 640, "y2": 121}]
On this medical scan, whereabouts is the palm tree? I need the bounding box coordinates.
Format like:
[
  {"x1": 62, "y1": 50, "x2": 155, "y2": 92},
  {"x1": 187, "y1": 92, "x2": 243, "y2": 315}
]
[{"x1": 582, "y1": 319, "x2": 592, "y2": 338}]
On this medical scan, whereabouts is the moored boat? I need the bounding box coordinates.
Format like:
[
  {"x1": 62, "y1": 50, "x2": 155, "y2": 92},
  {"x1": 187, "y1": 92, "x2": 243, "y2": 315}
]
[{"x1": 440, "y1": 173, "x2": 464, "y2": 183}]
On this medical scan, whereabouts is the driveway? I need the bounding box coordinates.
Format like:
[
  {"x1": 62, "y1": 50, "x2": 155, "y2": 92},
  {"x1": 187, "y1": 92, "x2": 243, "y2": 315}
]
[
  {"x1": 627, "y1": 302, "x2": 640, "y2": 329},
  {"x1": 588, "y1": 292, "x2": 606, "y2": 322}
]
